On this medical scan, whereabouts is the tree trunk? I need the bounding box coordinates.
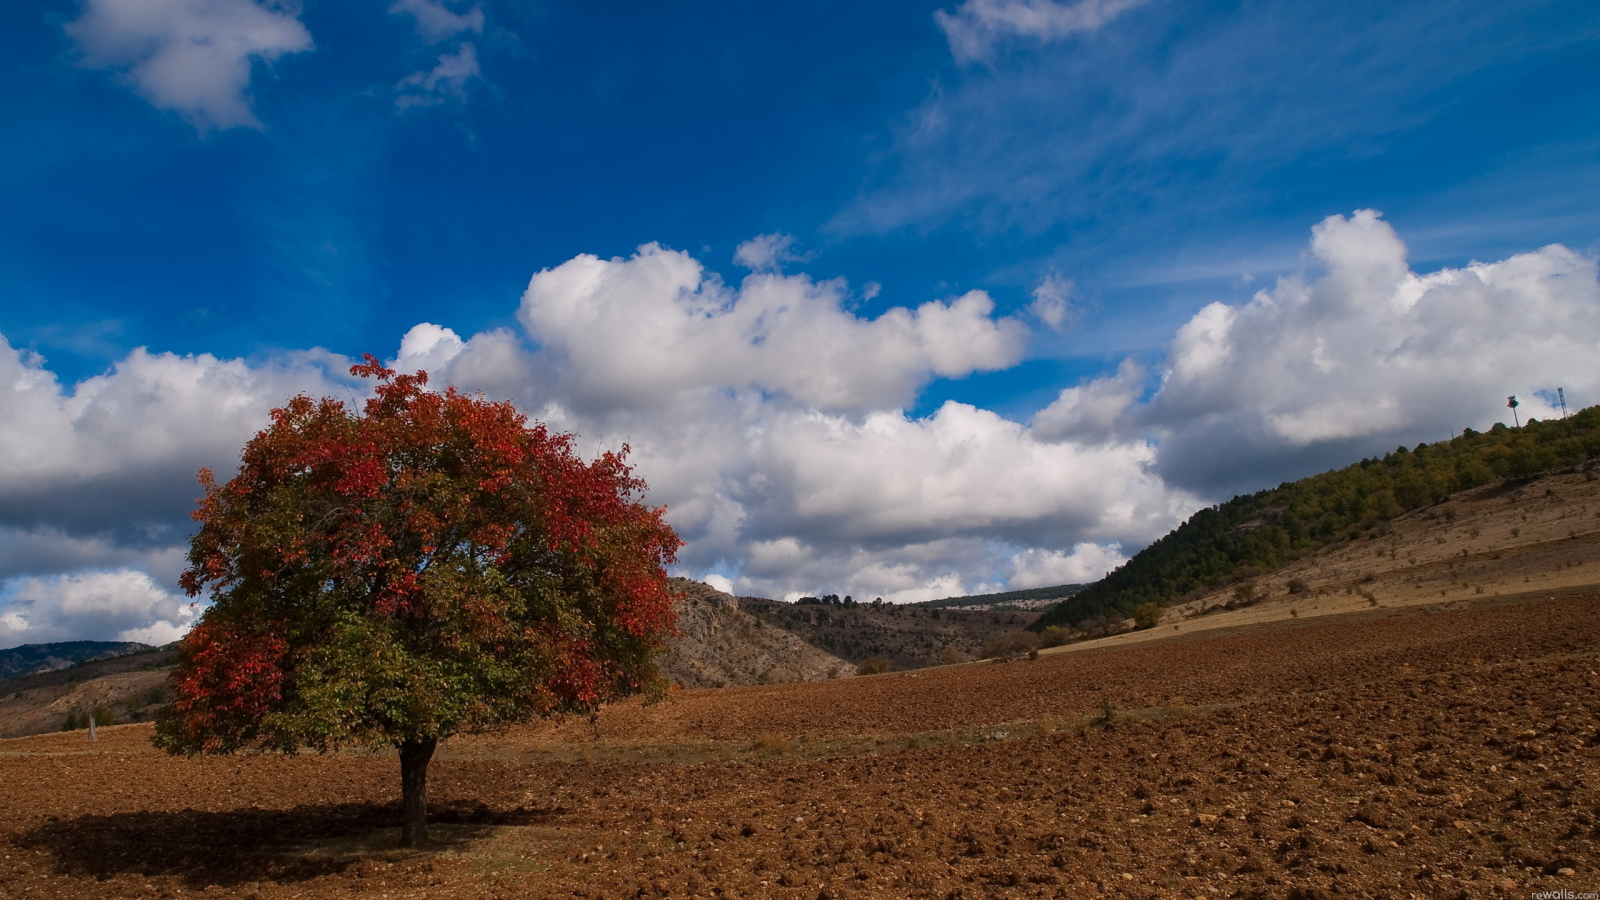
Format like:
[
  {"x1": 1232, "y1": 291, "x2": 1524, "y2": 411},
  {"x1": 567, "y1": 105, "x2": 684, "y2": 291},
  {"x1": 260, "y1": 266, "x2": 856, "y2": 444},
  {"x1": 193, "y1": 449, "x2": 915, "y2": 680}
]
[{"x1": 399, "y1": 737, "x2": 437, "y2": 847}]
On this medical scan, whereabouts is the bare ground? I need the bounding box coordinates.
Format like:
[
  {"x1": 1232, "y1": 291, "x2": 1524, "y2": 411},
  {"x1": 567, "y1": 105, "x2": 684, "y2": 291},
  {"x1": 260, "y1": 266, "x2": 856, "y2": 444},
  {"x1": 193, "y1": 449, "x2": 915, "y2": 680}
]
[{"x1": 1, "y1": 588, "x2": 1597, "y2": 899}]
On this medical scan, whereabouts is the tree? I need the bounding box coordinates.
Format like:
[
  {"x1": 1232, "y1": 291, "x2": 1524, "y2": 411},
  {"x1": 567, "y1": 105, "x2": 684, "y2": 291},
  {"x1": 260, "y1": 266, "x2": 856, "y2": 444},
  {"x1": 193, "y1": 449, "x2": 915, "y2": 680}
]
[
  {"x1": 154, "y1": 357, "x2": 681, "y2": 846},
  {"x1": 1133, "y1": 602, "x2": 1162, "y2": 630},
  {"x1": 856, "y1": 656, "x2": 892, "y2": 675}
]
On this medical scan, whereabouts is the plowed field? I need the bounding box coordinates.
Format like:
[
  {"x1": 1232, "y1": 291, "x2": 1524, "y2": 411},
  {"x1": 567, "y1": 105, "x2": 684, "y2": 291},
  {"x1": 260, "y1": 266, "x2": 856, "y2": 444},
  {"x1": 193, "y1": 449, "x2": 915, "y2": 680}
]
[{"x1": 2, "y1": 591, "x2": 1597, "y2": 900}]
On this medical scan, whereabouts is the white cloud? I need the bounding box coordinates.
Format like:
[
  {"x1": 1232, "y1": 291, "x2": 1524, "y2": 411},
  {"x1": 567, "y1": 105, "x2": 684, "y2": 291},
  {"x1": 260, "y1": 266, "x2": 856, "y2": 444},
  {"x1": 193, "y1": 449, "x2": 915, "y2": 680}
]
[
  {"x1": 1009, "y1": 542, "x2": 1126, "y2": 588},
  {"x1": 8, "y1": 214, "x2": 1597, "y2": 639},
  {"x1": 1029, "y1": 272, "x2": 1076, "y2": 329},
  {"x1": 396, "y1": 42, "x2": 480, "y2": 109},
  {"x1": 389, "y1": 0, "x2": 483, "y2": 42},
  {"x1": 65, "y1": 0, "x2": 312, "y2": 131},
  {"x1": 737, "y1": 402, "x2": 1180, "y2": 549},
  {"x1": 701, "y1": 574, "x2": 734, "y2": 595},
  {"x1": 935, "y1": 0, "x2": 1149, "y2": 63},
  {"x1": 733, "y1": 233, "x2": 804, "y2": 272},
  {"x1": 0, "y1": 569, "x2": 197, "y2": 648},
  {"x1": 1032, "y1": 358, "x2": 1143, "y2": 443},
  {"x1": 518, "y1": 243, "x2": 1028, "y2": 413},
  {"x1": 1045, "y1": 210, "x2": 1600, "y2": 493},
  {"x1": 0, "y1": 337, "x2": 349, "y2": 537}
]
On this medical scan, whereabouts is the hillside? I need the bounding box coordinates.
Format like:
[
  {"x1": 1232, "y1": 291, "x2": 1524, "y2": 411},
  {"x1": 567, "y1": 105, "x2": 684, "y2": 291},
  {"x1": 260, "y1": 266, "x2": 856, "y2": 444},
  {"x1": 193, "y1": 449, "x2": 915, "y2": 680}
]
[
  {"x1": 1038, "y1": 405, "x2": 1600, "y2": 630},
  {"x1": 660, "y1": 579, "x2": 853, "y2": 687},
  {"x1": 914, "y1": 582, "x2": 1085, "y2": 611},
  {"x1": 0, "y1": 641, "x2": 154, "y2": 679},
  {"x1": 738, "y1": 597, "x2": 1040, "y2": 670},
  {"x1": 0, "y1": 645, "x2": 176, "y2": 738}
]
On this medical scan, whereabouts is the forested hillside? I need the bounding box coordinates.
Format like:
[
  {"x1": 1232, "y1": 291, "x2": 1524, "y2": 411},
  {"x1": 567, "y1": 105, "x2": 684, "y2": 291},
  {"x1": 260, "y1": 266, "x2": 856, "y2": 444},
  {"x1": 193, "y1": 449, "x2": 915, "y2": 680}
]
[{"x1": 1036, "y1": 406, "x2": 1600, "y2": 630}]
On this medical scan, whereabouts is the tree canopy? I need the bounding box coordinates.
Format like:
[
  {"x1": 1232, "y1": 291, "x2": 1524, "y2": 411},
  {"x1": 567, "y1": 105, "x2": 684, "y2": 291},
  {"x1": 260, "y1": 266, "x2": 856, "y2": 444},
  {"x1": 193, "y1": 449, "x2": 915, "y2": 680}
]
[{"x1": 154, "y1": 357, "x2": 680, "y2": 844}]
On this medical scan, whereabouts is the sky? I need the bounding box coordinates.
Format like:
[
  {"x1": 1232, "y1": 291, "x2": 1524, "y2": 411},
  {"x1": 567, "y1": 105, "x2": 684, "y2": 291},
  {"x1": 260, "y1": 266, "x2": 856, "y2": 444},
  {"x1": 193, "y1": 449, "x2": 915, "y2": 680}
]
[{"x1": 2, "y1": 0, "x2": 1599, "y2": 647}]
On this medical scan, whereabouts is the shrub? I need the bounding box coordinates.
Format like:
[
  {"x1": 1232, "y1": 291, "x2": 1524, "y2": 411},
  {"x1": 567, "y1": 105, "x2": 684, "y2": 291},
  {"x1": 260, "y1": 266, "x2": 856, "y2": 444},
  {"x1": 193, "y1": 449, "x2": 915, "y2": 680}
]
[
  {"x1": 92, "y1": 706, "x2": 113, "y2": 727},
  {"x1": 1038, "y1": 625, "x2": 1070, "y2": 648},
  {"x1": 856, "y1": 657, "x2": 892, "y2": 676},
  {"x1": 939, "y1": 645, "x2": 965, "y2": 666},
  {"x1": 980, "y1": 632, "x2": 1041, "y2": 660},
  {"x1": 1287, "y1": 577, "x2": 1309, "y2": 595},
  {"x1": 1091, "y1": 698, "x2": 1115, "y2": 729},
  {"x1": 61, "y1": 710, "x2": 82, "y2": 732},
  {"x1": 1076, "y1": 615, "x2": 1108, "y2": 639},
  {"x1": 1133, "y1": 602, "x2": 1162, "y2": 630}
]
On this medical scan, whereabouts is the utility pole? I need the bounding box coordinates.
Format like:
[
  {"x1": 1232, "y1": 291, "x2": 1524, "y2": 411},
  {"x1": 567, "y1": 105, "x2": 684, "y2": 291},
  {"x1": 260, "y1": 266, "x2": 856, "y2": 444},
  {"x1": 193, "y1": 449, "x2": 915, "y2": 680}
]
[
  {"x1": 1559, "y1": 387, "x2": 1569, "y2": 419},
  {"x1": 1507, "y1": 395, "x2": 1520, "y2": 428}
]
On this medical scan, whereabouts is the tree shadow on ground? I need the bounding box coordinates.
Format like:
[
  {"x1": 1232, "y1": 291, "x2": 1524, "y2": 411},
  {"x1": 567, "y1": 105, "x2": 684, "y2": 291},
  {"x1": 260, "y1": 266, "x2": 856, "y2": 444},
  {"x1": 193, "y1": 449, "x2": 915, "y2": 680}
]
[{"x1": 15, "y1": 799, "x2": 563, "y2": 888}]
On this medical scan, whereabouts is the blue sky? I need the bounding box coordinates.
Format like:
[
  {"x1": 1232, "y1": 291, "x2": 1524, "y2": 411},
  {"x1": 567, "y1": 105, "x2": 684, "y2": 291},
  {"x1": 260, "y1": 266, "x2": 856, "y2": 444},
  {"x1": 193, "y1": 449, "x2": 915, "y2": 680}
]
[{"x1": 2, "y1": 0, "x2": 1599, "y2": 644}]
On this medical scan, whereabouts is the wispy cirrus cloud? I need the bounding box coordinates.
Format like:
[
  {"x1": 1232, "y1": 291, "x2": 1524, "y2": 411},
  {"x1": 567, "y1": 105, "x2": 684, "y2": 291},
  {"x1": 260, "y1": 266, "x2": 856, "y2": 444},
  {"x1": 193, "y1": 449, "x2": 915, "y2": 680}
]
[
  {"x1": 395, "y1": 42, "x2": 480, "y2": 109},
  {"x1": 389, "y1": 0, "x2": 483, "y2": 43},
  {"x1": 65, "y1": 0, "x2": 312, "y2": 131},
  {"x1": 935, "y1": 0, "x2": 1150, "y2": 63},
  {"x1": 389, "y1": 0, "x2": 485, "y2": 110}
]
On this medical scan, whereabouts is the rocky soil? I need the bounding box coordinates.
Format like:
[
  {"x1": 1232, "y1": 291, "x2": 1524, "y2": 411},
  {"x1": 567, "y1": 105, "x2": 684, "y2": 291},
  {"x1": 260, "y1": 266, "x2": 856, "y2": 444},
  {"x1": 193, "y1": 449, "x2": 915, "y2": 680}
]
[
  {"x1": 1, "y1": 589, "x2": 1595, "y2": 899},
  {"x1": 662, "y1": 578, "x2": 854, "y2": 688}
]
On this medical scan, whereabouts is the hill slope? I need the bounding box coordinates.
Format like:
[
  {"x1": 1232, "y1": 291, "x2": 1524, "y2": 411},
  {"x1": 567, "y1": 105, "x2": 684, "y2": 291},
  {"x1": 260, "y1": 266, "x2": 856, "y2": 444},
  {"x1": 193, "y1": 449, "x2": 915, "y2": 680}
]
[
  {"x1": 660, "y1": 579, "x2": 854, "y2": 688},
  {"x1": 1038, "y1": 406, "x2": 1600, "y2": 630},
  {"x1": 0, "y1": 645, "x2": 176, "y2": 738},
  {"x1": 738, "y1": 598, "x2": 1040, "y2": 670},
  {"x1": 0, "y1": 641, "x2": 154, "y2": 679}
]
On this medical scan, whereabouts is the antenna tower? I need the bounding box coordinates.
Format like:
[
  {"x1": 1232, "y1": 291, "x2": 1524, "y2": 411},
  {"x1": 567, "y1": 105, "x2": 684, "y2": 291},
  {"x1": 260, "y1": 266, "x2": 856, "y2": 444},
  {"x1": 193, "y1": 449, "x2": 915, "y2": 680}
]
[{"x1": 1559, "y1": 387, "x2": 1569, "y2": 419}]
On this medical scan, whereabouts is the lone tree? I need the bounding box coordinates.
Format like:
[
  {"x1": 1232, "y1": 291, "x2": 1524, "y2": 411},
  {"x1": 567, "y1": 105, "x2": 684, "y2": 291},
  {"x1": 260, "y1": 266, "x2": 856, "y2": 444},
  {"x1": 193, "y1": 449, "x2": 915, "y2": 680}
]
[{"x1": 154, "y1": 357, "x2": 680, "y2": 846}]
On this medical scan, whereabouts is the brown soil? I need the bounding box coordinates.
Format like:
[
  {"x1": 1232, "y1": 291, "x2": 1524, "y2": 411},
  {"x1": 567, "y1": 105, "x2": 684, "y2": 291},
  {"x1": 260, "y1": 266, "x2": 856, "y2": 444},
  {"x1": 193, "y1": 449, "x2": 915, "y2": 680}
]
[{"x1": 2, "y1": 591, "x2": 1596, "y2": 899}]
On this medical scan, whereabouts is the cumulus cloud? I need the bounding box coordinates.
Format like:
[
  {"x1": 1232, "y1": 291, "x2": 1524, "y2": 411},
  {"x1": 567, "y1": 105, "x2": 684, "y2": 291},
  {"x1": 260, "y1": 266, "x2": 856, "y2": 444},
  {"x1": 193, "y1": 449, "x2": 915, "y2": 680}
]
[
  {"x1": 65, "y1": 0, "x2": 313, "y2": 130},
  {"x1": 935, "y1": 0, "x2": 1149, "y2": 63},
  {"x1": 734, "y1": 402, "x2": 1179, "y2": 550},
  {"x1": 0, "y1": 338, "x2": 349, "y2": 540},
  {"x1": 1041, "y1": 210, "x2": 1600, "y2": 494},
  {"x1": 1009, "y1": 542, "x2": 1127, "y2": 589},
  {"x1": 9, "y1": 215, "x2": 1597, "y2": 640},
  {"x1": 389, "y1": 0, "x2": 483, "y2": 42},
  {"x1": 1032, "y1": 358, "x2": 1144, "y2": 443},
  {"x1": 0, "y1": 569, "x2": 197, "y2": 648},
  {"x1": 396, "y1": 42, "x2": 480, "y2": 109},
  {"x1": 518, "y1": 244, "x2": 1027, "y2": 413}
]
